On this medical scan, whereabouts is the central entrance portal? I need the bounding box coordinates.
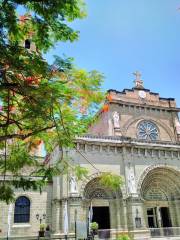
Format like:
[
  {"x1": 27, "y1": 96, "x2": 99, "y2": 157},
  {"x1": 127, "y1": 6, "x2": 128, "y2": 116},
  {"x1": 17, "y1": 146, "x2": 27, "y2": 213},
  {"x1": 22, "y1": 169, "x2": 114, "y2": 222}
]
[
  {"x1": 92, "y1": 206, "x2": 110, "y2": 229},
  {"x1": 147, "y1": 207, "x2": 172, "y2": 228}
]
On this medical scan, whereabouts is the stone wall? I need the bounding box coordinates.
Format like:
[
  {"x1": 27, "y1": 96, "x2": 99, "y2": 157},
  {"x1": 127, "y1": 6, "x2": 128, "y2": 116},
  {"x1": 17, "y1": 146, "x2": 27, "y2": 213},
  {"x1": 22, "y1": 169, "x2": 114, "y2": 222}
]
[{"x1": 0, "y1": 188, "x2": 50, "y2": 239}]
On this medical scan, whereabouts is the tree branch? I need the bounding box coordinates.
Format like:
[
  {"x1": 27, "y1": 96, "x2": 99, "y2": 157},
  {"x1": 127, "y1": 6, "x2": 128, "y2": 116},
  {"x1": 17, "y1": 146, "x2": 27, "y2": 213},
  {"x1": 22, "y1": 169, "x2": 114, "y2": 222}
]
[{"x1": 0, "y1": 125, "x2": 55, "y2": 141}]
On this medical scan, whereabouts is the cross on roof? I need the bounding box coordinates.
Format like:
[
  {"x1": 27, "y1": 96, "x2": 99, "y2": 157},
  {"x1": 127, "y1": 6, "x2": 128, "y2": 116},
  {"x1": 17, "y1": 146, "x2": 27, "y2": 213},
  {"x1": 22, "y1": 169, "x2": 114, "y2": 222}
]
[
  {"x1": 133, "y1": 71, "x2": 141, "y2": 80},
  {"x1": 133, "y1": 71, "x2": 144, "y2": 89}
]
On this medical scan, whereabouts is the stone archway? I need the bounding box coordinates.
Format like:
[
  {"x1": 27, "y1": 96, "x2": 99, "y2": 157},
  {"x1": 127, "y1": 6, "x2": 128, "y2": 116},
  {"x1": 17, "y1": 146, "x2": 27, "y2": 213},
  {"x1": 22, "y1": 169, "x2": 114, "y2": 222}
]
[
  {"x1": 84, "y1": 177, "x2": 123, "y2": 231},
  {"x1": 84, "y1": 177, "x2": 121, "y2": 200},
  {"x1": 138, "y1": 166, "x2": 180, "y2": 228}
]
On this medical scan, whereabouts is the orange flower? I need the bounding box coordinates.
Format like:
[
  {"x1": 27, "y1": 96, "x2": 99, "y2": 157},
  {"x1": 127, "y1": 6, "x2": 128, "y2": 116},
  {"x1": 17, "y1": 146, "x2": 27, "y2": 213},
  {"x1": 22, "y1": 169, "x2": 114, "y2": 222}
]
[
  {"x1": 9, "y1": 106, "x2": 16, "y2": 113},
  {"x1": 25, "y1": 76, "x2": 40, "y2": 85},
  {"x1": 102, "y1": 104, "x2": 109, "y2": 112},
  {"x1": 106, "y1": 94, "x2": 113, "y2": 102}
]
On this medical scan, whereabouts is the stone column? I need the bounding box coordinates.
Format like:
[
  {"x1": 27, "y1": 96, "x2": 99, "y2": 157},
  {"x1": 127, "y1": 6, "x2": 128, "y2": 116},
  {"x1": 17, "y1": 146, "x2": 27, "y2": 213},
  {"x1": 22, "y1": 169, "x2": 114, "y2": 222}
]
[
  {"x1": 174, "y1": 200, "x2": 180, "y2": 226},
  {"x1": 52, "y1": 176, "x2": 61, "y2": 233},
  {"x1": 109, "y1": 199, "x2": 117, "y2": 229},
  {"x1": 60, "y1": 200, "x2": 68, "y2": 235},
  {"x1": 52, "y1": 200, "x2": 61, "y2": 233},
  {"x1": 120, "y1": 200, "x2": 128, "y2": 231},
  {"x1": 169, "y1": 200, "x2": 179, "y2": 227},
  {"x1": 115, "y1": 199, "x2": 121, "y2": 230},
  {"x1": 171, "y1": 199, "x2": 180, "y2": 227},
  {"x1": 156, "y1": 207, "x2": 162, "y2": 228},
  {"x1": 69, "y1": 198, "x2": 82, "y2": 233}
]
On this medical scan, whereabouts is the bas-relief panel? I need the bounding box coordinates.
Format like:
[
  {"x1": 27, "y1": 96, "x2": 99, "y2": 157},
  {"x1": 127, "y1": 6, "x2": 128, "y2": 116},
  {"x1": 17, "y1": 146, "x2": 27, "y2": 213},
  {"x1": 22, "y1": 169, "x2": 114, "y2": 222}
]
[
  {"x1": 128, "y1": 148, "x2": 180, "y2": 161},
  {"x1": 77, "y1": 143, "x2": 121, "y2": 155}
]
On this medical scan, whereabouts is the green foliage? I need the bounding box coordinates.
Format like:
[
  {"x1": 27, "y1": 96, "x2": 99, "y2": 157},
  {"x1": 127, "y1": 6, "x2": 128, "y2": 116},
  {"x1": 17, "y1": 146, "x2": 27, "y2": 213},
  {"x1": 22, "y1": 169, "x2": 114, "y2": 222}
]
[
  {"x1": 0, "y1": 0, "x2": 104, "y2": 202},
  {"x1": 116, "y1": 234, "x2": 131, "y2": 240},
  {"x1": 100, "y1": 172, "x2": 123, "y2": 191},
  {"x1": 90, "y1": 222, "x2": 99, "y2": 230},
  {"x1": 0, "y1": 183, "x2": 15, "y2": 204},
  {"x1": 0, "y1": 141, "x2": 36, "y2": 175},
  {"x1": 40, "y1": 223, "x2": 46, "y2": 231},
  {"x1": 1, "y1": 0, "x2": 86, "y2": 52},
  {"x1": 74, "y1": 165, "x2": 88, "y2": 180}
]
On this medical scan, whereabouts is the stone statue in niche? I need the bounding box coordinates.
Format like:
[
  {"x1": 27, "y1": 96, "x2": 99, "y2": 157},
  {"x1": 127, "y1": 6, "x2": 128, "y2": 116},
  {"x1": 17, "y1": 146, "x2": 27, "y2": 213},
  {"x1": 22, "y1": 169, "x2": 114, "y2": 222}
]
[
  {"x1": 175, "y1": 117, "x2": 180, "y2": 134},
  {"x1": 69, "y1": 175, "x2": 78, "y2": 194},
  {"x1": 112, "y1": 111, "x2": 120, "y2": 128},
  {"x1": 127, "y1": 167, "x2": 136, "y2": 194}
]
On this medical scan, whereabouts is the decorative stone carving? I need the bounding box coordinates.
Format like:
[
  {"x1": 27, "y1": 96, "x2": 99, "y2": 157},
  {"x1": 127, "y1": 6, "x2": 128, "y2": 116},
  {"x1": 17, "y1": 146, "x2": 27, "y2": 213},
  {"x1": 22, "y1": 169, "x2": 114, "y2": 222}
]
[
  {"x1": 102, "y1": 145, "x2": 108, "y2": 152},
  {"x1": 140, "y1": 149, "x2": 145, "y2": 156},
  {"x1": 160, "y1": 150, "x2": 165, "y2": 157},
  {"x1": 127, "y1": 167, "x2": 136, "y2": 194},
  {"x1": 91, "y1": 189, "x2": 109, "y2": 199},
  {"x1": 112, "y1": 111, "x2": 120, "y2": 128},
  {"x1": 117, "y1": 147, "x2": 123, "y2": 153},
  {"x1": 93, "y1": 145, "x2": 100, "y2": 152},
  {"x1": 144, "y1": 188, "x2": 167, "y2": 201},
  {"x1": 87, "y1": 145, "x2": 93, "y2": 152},
  {"x1": 69, "y1": 176, "x2": 78, "y2": 194},
  {"x1": 173, "y1": 151, "x2": 178, "y2": 158},
  {"x1": 79, "y1": 143, "x2": 85, "y2": 151},
  {"x1": 109, "y1": 146, "x2": 115, "y2": 153}
]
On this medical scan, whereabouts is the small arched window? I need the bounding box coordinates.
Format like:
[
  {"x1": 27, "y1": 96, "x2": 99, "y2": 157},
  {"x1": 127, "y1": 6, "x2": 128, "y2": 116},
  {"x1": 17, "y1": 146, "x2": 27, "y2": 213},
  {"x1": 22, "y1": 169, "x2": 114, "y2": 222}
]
[
  {"x1": 24, "y1": 39, "x2": 31, "y2": 49},
  {"x1": 14, "y1": 196, "x2": 30, "y2": 223}
]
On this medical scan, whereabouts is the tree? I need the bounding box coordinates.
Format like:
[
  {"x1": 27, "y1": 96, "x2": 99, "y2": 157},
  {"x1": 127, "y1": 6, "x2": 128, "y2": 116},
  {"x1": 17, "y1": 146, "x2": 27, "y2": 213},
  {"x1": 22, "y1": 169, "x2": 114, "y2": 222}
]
[
  {"x1": 0, "y1": 0, "x2": 105, "y2": 202},
  {"x1": 0, "y1": 0, "x2": 123, "y2": 203}
]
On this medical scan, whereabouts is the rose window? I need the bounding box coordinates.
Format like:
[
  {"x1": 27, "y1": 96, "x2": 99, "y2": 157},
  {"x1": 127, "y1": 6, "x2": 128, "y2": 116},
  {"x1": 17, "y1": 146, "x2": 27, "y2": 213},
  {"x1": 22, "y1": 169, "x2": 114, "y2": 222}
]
[{"x1": 137, "y1": 121, "x2": 159, "y2": 140}]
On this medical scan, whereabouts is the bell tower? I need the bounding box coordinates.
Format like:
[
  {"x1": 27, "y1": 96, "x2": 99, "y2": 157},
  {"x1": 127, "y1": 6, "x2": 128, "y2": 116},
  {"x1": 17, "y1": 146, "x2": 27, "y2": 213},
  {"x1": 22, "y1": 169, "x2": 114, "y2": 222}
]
[{"x1": 19, "y1": 15, "x2": 37, "y2": 52}]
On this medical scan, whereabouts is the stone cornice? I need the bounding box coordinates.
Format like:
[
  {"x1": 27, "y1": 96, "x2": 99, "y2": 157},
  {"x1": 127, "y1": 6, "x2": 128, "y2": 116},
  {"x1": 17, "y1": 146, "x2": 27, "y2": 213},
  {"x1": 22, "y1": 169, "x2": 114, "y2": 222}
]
[
  {"x1": 110, "y1": 99, "x2": 180, "y2": 112},
  {"x1": 76, "y1": 135, "x2": 180, "y2": 150}
]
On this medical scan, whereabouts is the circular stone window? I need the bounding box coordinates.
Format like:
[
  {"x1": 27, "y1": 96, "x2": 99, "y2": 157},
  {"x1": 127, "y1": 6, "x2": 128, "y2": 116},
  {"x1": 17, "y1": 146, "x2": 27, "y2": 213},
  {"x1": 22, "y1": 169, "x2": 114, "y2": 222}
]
[{"x1": 137, "y1": 121, "x2": 159, "y2": 140}]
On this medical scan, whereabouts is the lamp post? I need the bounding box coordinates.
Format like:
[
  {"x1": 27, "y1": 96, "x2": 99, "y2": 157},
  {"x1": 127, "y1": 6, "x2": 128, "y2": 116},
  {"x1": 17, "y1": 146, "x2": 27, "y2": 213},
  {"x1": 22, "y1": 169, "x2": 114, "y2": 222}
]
[
  {"x1": 36, "y1": 213, "x2": 46, "y2": 224},
  {"x1": 36, "y1": 213, "x2": 46, "y2": 238}
]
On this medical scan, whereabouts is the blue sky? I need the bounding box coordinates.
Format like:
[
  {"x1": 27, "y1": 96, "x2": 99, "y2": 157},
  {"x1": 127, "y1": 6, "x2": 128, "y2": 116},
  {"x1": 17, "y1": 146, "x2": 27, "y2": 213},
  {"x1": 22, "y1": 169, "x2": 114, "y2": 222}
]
[{"x1": 45, "y1": 0, "x2": 180, "y2": 107}]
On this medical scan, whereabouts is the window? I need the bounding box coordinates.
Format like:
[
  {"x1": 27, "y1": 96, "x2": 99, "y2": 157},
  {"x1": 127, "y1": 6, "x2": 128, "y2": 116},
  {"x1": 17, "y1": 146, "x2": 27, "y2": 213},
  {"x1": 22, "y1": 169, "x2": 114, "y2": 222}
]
[
  {"x1": 14, "y1": 196, "x2": 30, "y2": 223},
  {"x1": 137, "y1": 121, "x2": 159, "y2": 141},
  {"x1": 24, "y1": 39, "x2": 31, "y2": 49}
]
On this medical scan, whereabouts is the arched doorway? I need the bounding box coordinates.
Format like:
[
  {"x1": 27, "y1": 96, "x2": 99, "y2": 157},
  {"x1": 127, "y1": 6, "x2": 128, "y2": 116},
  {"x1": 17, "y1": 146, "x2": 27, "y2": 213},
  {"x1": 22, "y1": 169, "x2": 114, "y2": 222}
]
[
  {"x1": 84, "y1": 177, "x2": 122, "y2": 231},
  {"x1": 140, "y1": 167, "x2": 180, "y2": 229}
]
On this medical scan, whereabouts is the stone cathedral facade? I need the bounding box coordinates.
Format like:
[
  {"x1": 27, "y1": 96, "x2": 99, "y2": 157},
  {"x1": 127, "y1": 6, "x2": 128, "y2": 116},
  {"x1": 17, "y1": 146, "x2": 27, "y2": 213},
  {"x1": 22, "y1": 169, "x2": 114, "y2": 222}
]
[{"x1": 0, "y1": 76, "x2": 180, "y2": 240}]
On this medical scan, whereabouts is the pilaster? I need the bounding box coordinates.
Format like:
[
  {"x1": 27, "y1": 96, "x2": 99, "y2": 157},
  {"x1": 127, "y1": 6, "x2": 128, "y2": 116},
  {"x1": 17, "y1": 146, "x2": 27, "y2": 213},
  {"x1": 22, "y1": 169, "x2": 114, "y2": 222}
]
[
  {"x1": 51, "y1": 199, "x2": 61, "y2": 233},
  {"x1": 126, "y1": 195, "x2": 150, "y2": 240}
]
